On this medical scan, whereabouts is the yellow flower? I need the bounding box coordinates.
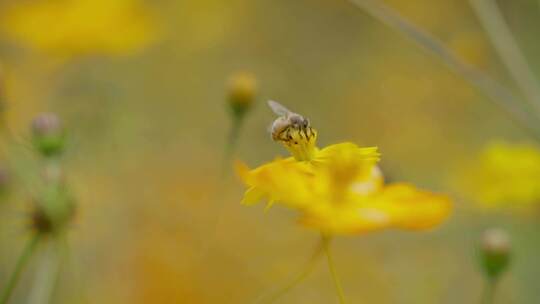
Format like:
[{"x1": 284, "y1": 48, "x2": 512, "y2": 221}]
[
  {"x1": 1, "y1": 0, "x2": 158, "y2": 57},
  {"x1": 236, "y1": 143, "x2": 381, "y2": 210},
  {"x1": 456, "y1": 141, "x2": 540, "y2": 208},
  {"x1": 236, "y1": 101, "x2": 451, "y2": 235},
  {"x1": 299, "y1": 183, "x2": 452, "y2": 235}
]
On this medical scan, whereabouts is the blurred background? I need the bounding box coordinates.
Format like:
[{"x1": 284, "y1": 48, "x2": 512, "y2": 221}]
[{"x1": 0, "y1": 0, "x2": 538, "y2": 303}]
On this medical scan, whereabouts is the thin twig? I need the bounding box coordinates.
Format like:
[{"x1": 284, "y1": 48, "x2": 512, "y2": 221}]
[
  {"x1": 346, "y1": 0, "x2": 540, "y2": 141},
  {"x1": 470, "y1": 0, "x2": 540, "y2": 117}
]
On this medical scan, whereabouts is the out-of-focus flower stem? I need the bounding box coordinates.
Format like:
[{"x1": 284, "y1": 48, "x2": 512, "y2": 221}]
[
  {"x1": 27, "y1": 240, "x2": 62, "y2": 304},
  {"x1": 59, "y1": 236, "x2": 89, "y2": 304},
  {"x1": 470, "y1": 0, "x2": 540, "y2": 118},
  {"x1": 480, "y1": 278, "x2": 498, "y2": 304},
  {"x1": 257, "y1": 240, "x2": 324, "y2": 304},
  {"x1": 322, "y1": 234, "x2": 346, "y2": 304},
  {"x1": 222, "y1": 115, "x2": 244, "y2": 175},
  {"x1": 347, "y1": 0, "x2": 540, "y2": 142},
  {"x1": 0, "y1": 234, "x2": 41, "y2": 304}
]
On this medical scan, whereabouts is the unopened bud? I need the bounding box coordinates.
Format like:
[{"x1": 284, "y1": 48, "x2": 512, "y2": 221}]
[
  {"x1": 227, "y1": 71, "x2": 257, "y2": 118},
  {"x1": 31, "y1": 113, "x2": 65, "y2": 157},
  {"x1": 31, "y1": 187, "x2": 75, "y2": 234},
  {"x1": 480, "y1": 228, "x2": 511, "y2": 279}
]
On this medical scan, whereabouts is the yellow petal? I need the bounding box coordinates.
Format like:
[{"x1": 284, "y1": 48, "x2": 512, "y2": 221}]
[
  {"x1": 315, "y1": 143, "x2": 381, "y2": 188},
  {"x1": 236, "y1": 142, "x2": 451, "y2": 235},
  {"x1": 298, "y1": 183, "x2": 451, "y2": 235},
  {"x1": 374, "y1": 183, "x2": 452, "y2": 230},
  {"x1": 316, "y1": 142, "x2": 380, "y2": 163},
  {"x1": 299, "y1": 205, "x2": 392, "y2": 235},
  {"x1": 235, "y1": 158, "x2": 317, "y2": 209},
  {"x1": 241, "y1": 187, "x2": 266, "y2": 206}
]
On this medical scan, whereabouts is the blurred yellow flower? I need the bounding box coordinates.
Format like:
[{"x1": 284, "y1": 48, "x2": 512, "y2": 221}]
[
  {"x1": 236, "y1": 101, "x2": 451, "y2": 235},
  {"x1": 457, "y1": 141, "x2": 540, "y2": 208},
  {"x1": 1, "y1": 0, "x2": 158, "y2": 57}
]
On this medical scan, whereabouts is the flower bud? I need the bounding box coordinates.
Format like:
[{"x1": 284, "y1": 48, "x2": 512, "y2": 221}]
[
  {"x1": 31, "y1": 185, "x2": 75, "y2": 234},
  {"x1": 31, "y1": 113, "x2": 66, "y2": 157},
  {"x1": 227, "y1": 71, "x2": 257, "y2": 118},
  {"x1": 479, "y1": 228, "x2": 511, "y2": 279},
  {"x1": 31, "y1": 164, "x2": 74, "y2": 234}
]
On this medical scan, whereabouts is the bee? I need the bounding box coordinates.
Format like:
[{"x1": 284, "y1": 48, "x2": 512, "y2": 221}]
[{"x1": 267, "y1": 100, "x2": 313, "y2": 142}]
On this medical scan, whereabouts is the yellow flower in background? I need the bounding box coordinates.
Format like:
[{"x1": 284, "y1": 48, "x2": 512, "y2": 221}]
[
  {"x1": 236, "y1": 101, "x2": 451, "y2": 235},
  {"x1": 1, "y1": 0, "x2": 158, "y2": 57},
  {"x1": 457, "y1": 141, "x2": 540, "y2": 209}
]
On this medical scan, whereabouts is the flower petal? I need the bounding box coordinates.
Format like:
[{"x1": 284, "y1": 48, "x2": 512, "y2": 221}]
[
  {"x1": 374, "y1": 183, "x2": 452, "y2": 230},
  {"x1": 235, "y1": 159, "x2": 317, "y2": 209}
]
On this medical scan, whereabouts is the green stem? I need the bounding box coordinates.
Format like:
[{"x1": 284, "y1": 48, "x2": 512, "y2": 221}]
[
  {"x1": 480, "y1": 278, "x2": 498, "y2": 304},
  {"x1": 59, "y1": 235, "x2": 89, "y2": 304},
  {"x1": 346, "y1": 0, "x2": 540, "y2": 142},
  {"x1": 322, "y1": 234, "x2": 346, "y2": 304},
  {"x1": 0, "y1": 234, "x2": 41, "y2": 304},
  {"x1": 257, "y1": 240, "x2": 324, "y2": 304},
  {"x1": 221, "y1": 115, "x2": 244, "y2": 176},
  {"x1": 470, "y1": 0, "x2": 540, "y2": 118},
  {"x1": 27, "y1": 239, "x2": 62, "y2": 304}
]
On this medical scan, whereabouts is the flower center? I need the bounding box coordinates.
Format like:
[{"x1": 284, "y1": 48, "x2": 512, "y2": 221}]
[{"x1": 275, "y1": 125, "x2": 318, "y2": 161}]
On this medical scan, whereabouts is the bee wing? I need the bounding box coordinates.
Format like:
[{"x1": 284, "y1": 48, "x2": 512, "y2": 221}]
[{"x1": 267, "y1": 100, "x2": 292, "y2": 117}]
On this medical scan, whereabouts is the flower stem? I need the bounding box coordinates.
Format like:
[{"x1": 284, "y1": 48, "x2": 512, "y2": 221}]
[
  {"x1": 480, "y1": 278, "x2": 498, "y2": 304},
  {"x1": 346, "y1": 0, "x2": 540, "y2": 142},
  {"x1": 222, "y1": 115, "x2": 244, "y2": 176},
  {"x1": 470, "y1": 0, "x2": 540, "y2": 118},
  {"x1": 322, "y1": 234, "x2": 346, "y2": 304},
  {"x1": 257, "y1": 240, "x2": 324, "y2": 304},
  {"x1": 0, "y1": 234, "x2": 41, "y2": 304},
  {"x1": 27, "y1": 239, "x2": 62, "y2": 304},
  {"x1": 59, "y1": 235, "x2": 89, "y2": 304}
]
